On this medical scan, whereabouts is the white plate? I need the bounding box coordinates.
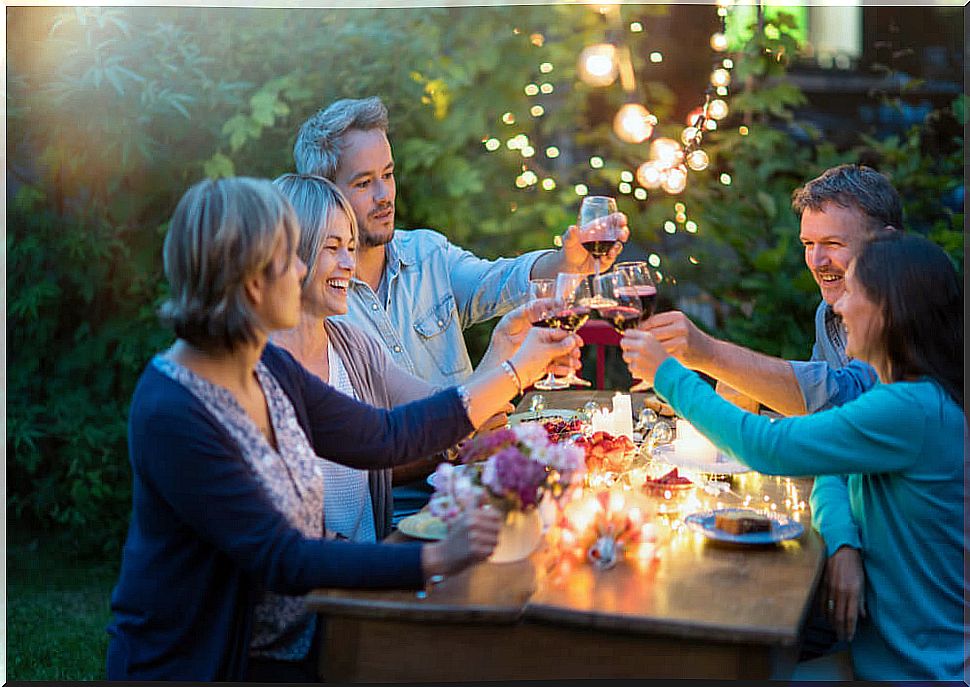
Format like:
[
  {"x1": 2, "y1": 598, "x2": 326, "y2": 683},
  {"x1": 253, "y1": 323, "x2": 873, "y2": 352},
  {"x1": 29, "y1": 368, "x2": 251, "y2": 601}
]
[
  {"x1": 685, "y1": 508, "x2": 804, "y2": 545},
  {"x1": 397, "y1": 510, "x2": 448, "y2": 541},
  {"x1": 507, "y1": 409, "x2": 581, "y2": 426},
  {"x1": 650, "y1": 444, "x2": 750, "y2": 475}
]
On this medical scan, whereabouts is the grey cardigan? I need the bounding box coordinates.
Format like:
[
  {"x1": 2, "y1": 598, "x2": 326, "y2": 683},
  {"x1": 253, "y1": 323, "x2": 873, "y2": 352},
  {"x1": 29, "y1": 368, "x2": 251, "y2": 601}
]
[{"x1": 325, "y1": 318, "x2": 440, "y2": 539}]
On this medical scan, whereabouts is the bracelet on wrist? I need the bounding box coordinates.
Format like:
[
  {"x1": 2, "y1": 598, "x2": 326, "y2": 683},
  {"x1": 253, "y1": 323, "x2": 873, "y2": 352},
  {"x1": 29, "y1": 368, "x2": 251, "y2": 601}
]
[
  {"x1": 501, "y1": 359, "x2": 523, "y2": 395},
  {"x1": 455, "y1": 384, "x2": 472, "y2": 416}
]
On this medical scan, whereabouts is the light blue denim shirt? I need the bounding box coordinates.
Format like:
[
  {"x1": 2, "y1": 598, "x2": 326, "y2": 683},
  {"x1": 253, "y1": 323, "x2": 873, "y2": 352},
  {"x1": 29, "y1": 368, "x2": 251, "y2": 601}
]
[
  {"x1": 332, "y1": 228, "x2": 551, "y2": 388},
  {"x1": 789, "y1": 300, "x2": 878, "y2": 413}
]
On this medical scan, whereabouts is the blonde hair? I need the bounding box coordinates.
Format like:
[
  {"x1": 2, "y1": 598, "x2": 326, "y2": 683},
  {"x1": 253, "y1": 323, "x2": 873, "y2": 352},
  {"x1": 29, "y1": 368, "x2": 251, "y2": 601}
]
[
  {"x1": 272, "y1": 173, "x2": 358, "y2": 287},
  {"x1": 159, "y1": 177, "x2": 299, "y2": 351}
]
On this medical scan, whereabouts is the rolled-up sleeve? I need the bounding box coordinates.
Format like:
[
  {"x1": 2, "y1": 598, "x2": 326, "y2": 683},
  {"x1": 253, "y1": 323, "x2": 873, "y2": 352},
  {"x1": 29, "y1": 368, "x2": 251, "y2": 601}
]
[
  {"x1": 790, "y1": 359, "x2": 879, "y2": 413},
  {"x1": 447, "y1": 243, "x2": 552, "y2": 327}
]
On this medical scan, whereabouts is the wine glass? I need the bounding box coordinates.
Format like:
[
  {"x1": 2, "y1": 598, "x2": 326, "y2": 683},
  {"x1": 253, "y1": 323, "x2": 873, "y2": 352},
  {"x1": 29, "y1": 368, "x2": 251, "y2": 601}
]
[
  {"x1": 613, "y1": 261, "x2": 658, "y2": 320},
  {"x1": 577, "y1": 195, "x2": 619, "y2": 308},
  {"x1": 528, "y1": 279, "x2": 570, "y2": 391},
  {"x1": 553, "y1": 273, "x2": 593, "y2": 388},
  {"x1": 612, "y1": 262, "x2": 659, "y2": 392},
  {"x1": 593, "y1": 272, "x2": 643, "y2": 335}
]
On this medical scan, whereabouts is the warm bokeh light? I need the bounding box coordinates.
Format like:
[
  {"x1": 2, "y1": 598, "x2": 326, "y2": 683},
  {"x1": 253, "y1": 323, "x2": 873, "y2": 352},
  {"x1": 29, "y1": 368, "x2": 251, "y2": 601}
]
[
  {"x1": 710, "y1": 32, "x2": 729, "y2": 52},
  {"x1": 710, "y1": 68, "x2": 731, "y2": 88},
  {"x1": 708, "y1": 99, "x2": 729, "y2": 120},
  {"x1": 589, "y1": 156, "x2": 605, "y2": 169},
  {"x1": 578, "y1": 43, "x2": 618, "y2": 87},
  {"x1": 662, "y1": 165, "x2": 688, "y2": 194},
  {"x1": 686, "y1": 149, "x2": 710, "y2": 171},
  {"x1": 636, "y1": 161, "x2": 663, "y2": 189},
  {"x1": 484, "y1": 138, "x2": 500, "y2": 151},
  {"x1": 613, "y1": 102, "x2": 654, "y2": 144},
  {"x1": 502, "y1": 112, "x2": 516, "y2": 125},
  {"x1": 574, "y1": 183, "x2": 589, "y2": 196},
  {"x1": 681, "y1": 126, "x2": 700, "y2": 146},
  {"x1": 649, "y1": 137, "x2": 683, "y2": 167}
]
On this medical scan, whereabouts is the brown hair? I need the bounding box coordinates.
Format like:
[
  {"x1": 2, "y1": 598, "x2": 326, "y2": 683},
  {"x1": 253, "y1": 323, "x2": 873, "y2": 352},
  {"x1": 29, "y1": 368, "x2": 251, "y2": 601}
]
[{"x1": 159, "y1": 177, "x2": 299, "y2": 352}]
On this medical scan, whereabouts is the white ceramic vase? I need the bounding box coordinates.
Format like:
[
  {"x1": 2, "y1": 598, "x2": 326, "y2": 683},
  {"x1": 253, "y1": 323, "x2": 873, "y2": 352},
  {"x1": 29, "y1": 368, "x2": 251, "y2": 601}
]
[{"x1": 488, "y1": 507, "x2": 543, "y2": 564}]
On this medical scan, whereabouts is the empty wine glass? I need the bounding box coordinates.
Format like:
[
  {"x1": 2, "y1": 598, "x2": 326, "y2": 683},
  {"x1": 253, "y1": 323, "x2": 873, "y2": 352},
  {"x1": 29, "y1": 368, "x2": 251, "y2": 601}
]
[
  {"x1": 612, "y1": 261, "x2": 658, "y2": 391},
  {"x1": 577, "y1": 196, "x2": 619, "y2": 307},
  {"x1": 528, "y1": 278, "x2": 569, "y2": 390},
  {"x1": 553, "y1": 272, "x2": 593, "y2": 388}
]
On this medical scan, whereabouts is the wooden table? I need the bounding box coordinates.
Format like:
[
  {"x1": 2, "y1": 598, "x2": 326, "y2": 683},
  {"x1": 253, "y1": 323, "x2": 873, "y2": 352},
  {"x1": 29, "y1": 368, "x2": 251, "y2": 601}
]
[{"x1": 306, "y1": 391, "x2": 825, "y2": 682}]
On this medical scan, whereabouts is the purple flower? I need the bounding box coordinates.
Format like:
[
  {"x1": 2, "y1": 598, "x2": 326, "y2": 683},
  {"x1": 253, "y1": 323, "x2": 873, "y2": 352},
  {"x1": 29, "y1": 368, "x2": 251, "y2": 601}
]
[{"x1": 482, "y1": 447, "x2": 548, "y2": 510}]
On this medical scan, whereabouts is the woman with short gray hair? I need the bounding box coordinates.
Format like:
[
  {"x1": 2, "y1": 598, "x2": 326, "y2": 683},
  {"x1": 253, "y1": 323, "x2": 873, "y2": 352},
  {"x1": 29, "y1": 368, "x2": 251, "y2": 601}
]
[{"x1": 106, "y1": 176, "x2": 581, "y2": 681}]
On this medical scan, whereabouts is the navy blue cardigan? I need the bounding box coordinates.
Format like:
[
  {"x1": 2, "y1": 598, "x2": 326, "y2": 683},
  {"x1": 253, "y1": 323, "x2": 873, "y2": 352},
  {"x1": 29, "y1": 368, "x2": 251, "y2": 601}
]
[{"x1": 106, "y1": 344, "x2": 473, "y2": 680}]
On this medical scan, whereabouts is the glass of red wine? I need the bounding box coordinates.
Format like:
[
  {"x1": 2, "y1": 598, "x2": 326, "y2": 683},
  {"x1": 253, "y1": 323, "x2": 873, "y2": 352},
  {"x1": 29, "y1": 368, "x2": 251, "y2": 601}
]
[
  {"x1": 576, "y1": 195, "x2": 619, "y2": 308},
  {"x1": 612, "y1": 262, "x2": 659, "y2": 392},
  {"x1": 593, "y1": 272, "x2": 643, "y2": 335},
  {"x1": 528, "y1": 278, "x2": 570, "y2": 390},
  {"x1": 553, "y1": 272, "x2": 593, "y2": 387},
  {"x1": 613, "y1": 261, "x2": 658, "y2": 321}
]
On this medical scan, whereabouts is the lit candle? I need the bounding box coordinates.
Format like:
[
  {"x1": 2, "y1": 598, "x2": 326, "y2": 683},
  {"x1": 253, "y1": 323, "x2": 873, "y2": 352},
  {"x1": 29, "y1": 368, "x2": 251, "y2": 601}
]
[
  {"x1": 674, "y1": 420, "x2": 719, "y2": 463},
  {"x1": 611, "y1": 392, "x2": 635, "y2": 439}
]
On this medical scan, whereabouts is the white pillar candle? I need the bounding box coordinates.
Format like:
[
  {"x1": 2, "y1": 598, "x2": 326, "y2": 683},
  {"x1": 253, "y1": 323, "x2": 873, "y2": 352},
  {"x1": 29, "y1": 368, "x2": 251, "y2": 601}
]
[
  {"x1": 674, "y1": 419, "x2": 719, "y2": 463},
  {"x1": 612, "y1": 392, "x2": 635, "y2": 439}
]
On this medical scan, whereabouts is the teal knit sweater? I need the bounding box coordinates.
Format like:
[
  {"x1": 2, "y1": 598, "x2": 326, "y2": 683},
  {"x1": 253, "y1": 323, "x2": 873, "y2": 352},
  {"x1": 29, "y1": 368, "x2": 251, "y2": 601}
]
[{"x1": 655, "y1": 357, "x2": 966, "y2": 681}]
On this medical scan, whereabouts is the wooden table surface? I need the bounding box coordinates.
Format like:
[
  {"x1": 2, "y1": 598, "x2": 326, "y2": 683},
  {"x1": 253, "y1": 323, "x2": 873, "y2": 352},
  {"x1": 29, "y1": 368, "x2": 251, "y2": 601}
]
[{"x1": 306, "y1": 390, "x2": 825, "y2": 681}]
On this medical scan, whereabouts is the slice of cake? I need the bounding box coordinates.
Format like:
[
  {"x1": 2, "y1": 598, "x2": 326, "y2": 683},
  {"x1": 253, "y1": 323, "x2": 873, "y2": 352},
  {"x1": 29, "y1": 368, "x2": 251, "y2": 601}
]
[{"x1": 714, "y1": 509, "x2": 772, "y2": 535}]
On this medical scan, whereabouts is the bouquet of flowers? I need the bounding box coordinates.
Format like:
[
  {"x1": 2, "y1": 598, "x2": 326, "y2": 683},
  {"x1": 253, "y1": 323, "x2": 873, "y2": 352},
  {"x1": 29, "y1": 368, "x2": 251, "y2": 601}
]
[{"x1": 429, "y1": 423, "x2": 586, "y2": 523}]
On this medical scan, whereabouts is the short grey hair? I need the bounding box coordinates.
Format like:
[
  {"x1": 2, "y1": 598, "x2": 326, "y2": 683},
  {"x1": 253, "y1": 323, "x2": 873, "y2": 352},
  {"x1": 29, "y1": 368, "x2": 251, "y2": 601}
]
[
  {"x1": 791, "y1": 164, "x2": 904, "y2": 233},
  {"x1": 159, "y1": 177, "x2": 299, "y2": 352},
  {"x1": 293, "y1": 96, "x2": 389, "y2": 180},
  {"x1": 272, "y1": 173, "x2": 358, "y2": 288}
]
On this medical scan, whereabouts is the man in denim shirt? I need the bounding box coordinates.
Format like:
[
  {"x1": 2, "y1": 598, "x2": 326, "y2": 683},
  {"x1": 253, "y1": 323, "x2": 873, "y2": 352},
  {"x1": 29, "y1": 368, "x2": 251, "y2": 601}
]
[
  {"x1": 293, "y1": 96, "x2": 629, "y2": 519},
  {"x1": 638, "y1": 165, "x2": 902, "y2": 654}
]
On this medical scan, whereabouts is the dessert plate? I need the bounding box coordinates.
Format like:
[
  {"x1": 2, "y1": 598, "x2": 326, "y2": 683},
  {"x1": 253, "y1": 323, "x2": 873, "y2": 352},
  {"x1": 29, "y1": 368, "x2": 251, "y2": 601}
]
[
  {"x1": 685, "y1": 508, "x2": 804, "y2": 545},
  {"x1": 397, "y1": 510, "x2": 448, "y2": 541}
]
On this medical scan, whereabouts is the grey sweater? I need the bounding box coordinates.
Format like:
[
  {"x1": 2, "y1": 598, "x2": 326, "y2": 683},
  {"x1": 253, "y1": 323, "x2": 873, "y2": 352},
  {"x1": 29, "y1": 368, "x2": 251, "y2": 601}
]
[{"x1": 325, "y1": 319, "x2": 440, "y2": 539}]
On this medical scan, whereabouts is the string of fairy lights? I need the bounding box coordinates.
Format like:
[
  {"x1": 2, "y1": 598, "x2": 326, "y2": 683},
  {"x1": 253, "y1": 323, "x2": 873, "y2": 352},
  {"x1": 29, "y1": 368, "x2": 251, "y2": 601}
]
[{"x1": 481, "y1": 2, "x2": 741, "y2": 275}]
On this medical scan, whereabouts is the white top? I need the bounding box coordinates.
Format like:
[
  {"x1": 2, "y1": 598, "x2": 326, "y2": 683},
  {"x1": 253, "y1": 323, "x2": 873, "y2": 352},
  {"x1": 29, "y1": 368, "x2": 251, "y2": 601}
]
[{"x1": 321, "y1": 344, "x2": 377, "y2": 543}]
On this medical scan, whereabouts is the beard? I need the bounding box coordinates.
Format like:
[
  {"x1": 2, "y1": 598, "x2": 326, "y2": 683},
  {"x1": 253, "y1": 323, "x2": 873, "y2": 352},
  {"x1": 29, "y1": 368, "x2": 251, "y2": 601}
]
[
  {"x1": 359, "y1": 208, "x2": 395, "y2": 248},
  {"x1": 359, "y1": 224, "x2": 394, "y2": 248}
]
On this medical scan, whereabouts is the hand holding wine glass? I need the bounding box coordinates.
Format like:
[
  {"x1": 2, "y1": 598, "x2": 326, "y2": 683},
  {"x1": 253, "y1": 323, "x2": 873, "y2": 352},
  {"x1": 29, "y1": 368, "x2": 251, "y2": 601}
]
[
  {"x1": 528, "y1": 279, "x2": 570, "y2": 390},
  {"x1": 612, "y1": 261, "x2": 658, "y2": 391},
  {"x1": 576, "y1": 196, "x2": 621, "y2": 307},
  {"x1": 552, "y1": 272, "x2": 593, "y2": 387}
]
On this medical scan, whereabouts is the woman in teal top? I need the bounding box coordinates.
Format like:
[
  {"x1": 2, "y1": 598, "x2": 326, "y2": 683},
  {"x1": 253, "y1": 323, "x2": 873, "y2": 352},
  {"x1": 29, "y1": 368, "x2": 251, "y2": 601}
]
[{"x1": 621, "y1": 233, "x2": 965, "y2": 681}]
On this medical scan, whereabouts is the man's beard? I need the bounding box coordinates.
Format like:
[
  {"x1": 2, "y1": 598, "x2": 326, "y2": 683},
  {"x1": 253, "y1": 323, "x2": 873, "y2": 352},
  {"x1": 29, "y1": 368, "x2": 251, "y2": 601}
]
[{"x1": 360, "y1": 223, "x2": 394, "y2": 248}]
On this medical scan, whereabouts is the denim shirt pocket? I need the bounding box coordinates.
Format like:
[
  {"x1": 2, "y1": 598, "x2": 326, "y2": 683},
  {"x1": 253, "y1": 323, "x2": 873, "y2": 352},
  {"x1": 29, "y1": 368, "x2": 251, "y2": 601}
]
[{"x1": 413, "y1": 294, "x2": 471, "y2": 378}]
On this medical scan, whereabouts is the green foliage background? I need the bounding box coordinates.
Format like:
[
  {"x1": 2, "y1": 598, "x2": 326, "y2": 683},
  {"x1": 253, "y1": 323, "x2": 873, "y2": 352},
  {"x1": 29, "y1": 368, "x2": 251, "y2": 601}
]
[{"x1": 7, "y1": 6, "x2": 963, "y2": 554}]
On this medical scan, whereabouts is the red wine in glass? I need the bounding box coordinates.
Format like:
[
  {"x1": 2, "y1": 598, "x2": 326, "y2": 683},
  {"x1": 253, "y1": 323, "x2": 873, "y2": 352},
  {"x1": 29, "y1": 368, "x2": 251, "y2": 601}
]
[
  {"x1": 557, "y1": 306, "x2": 591, "y2": 331},
  {"x1": 599, "y1": 304, "x2": 642, "y2": 334},
  {"x1": 580, "y1": 239, "x2": 614, "y2": 259},
  {"x1": 532, "y1": 314, "x2": 563, "y2": 329}
]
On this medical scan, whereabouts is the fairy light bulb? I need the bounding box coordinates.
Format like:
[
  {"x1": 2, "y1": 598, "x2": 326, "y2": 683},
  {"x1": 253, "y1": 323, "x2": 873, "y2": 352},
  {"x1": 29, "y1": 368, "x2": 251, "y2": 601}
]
[
  {"x1": 662, "y1": 165, "x2": 688, "y2": 194},
  {"x1": 613, "y1": 103, "x2": 654, "y2": 144},
  {"x1": 687, "y1": 149, "x2": 710, "y2": 171},
  {"x1": 685, "y1": 106, "x2": 705, "y2": 128},
  {"x1": 710, "y1": 32, "x2": 729, "y2": 52},
  {"x1": 710, "y1": 68, "x2": 731, "y2": 88},
  {"x1": 650, "y1": 137, "x2": 683, "y2": 168},
  {"x1": 681, "y1": 126, "x2": 700, "y2": 146},
  {"x1": 708, "y1": 99, "x2": 729, "y2": 120},
  {"x1": 578, "y1": 43, "x2": 618, "y2": 87},
  {"x1": 636, "y1": 161, "x2": 664, "y2": 189}
]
